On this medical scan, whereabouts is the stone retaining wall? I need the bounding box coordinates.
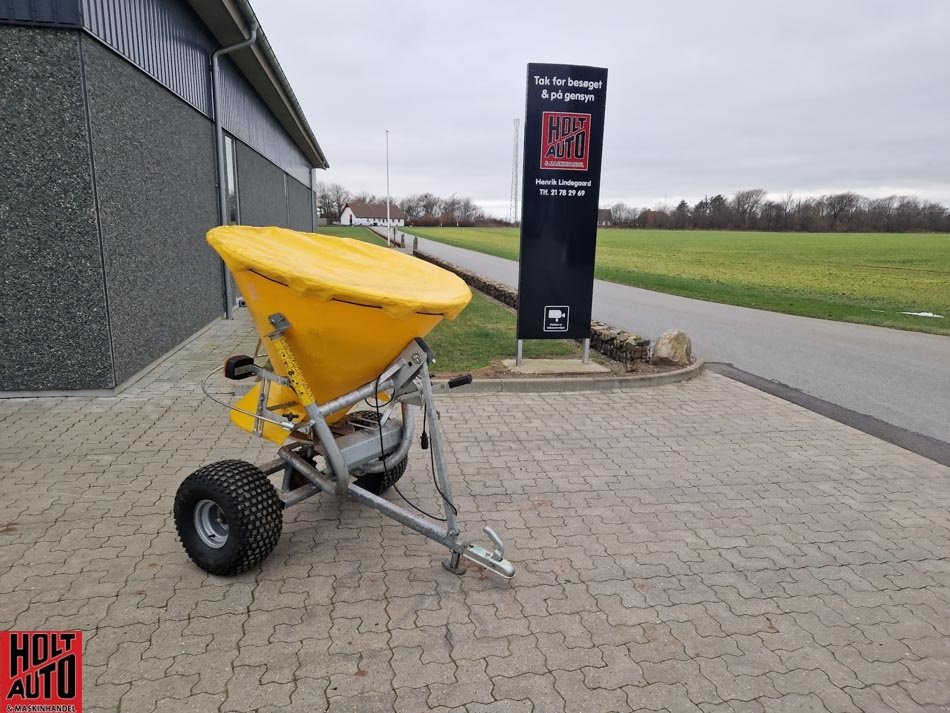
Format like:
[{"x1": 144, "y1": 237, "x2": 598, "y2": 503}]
[{"x1": 415, "y1": 249, "x2": 651, "y2": 368}]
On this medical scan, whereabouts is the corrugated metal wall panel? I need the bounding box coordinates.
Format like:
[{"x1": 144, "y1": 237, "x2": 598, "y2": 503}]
[
  {"x1": 75, "y1": 0, "x2": 312, "y2": 183},
  {"x1": 0, "y1": 0, "x2": 81, "y2": 26},
  {"x1": 81, "y1": 0, "x2": 213, "y2": 114},
  {"x1": 219, "y1": 57, "x2": 312, "y2": 185}
]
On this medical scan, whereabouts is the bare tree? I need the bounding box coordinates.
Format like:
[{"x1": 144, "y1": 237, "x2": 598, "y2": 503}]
[
  {"x1": 894, "y1": 197, "x2": 922, "y2": 232},
  {"x1": 923, "y1": 201, "x2": 949, "y2": 232},
  {"x1": 327, "y1": 183, "x2": 350, "y2": 221},
  {"x1": 419, "y1": 193, "x2": 442, "y2": 219},
  {"x1": 441, "y1": 195, "x2": 463, "y2": 226},
  {"x1": 398, "y1": 195, "x2": 423, "y2": 223},
  {"x1": 350, "y1": 191, "x2": 383, "y2": 204},
  {"x1": 760, "y1": 200, "x2": 784, "y2": 231},
  {"x1": 797, "y1": 198, "x2": 826, "y2": 232},
  {"x1": 867, "y1": 196, "x2": 897, "y2": 232},
  {"x1": 732, "y1": 189, "x2": 767, "y2": 229},
  {"x1": 610, "y1": 202, "x2": 634, "y2": 226},
  {"x1": 823, "y1": 192, "x2": 862, "y2": 231},
  {"x1": 312, "y1": 182, "x2": 335, "y2": 222},
  {"x1": 780, "y1": 193, "x2": 795, "y2": 229}
]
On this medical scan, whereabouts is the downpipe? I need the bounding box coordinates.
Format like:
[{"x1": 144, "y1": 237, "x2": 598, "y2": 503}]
[{"x1": 211, "y1": 18, "x2": 259, "y2": 319}]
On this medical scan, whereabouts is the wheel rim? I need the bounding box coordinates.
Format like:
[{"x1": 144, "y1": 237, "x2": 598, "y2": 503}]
[{"x1": 194, "y1": 499, "x2": 229, "y2": 549}]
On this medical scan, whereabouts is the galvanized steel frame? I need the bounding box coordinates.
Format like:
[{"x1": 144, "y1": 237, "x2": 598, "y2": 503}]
[{"x1": 244, "y1": 324, "x2": 515, "y2": 579}]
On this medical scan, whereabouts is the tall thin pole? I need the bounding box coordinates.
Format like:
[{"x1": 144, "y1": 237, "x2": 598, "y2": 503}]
[
  {"x1": 385, "y1": 130, "x2": 392, "y2": 245},
  {"x1": 509, "y1": 118, "x2": 520, "y2": 224},
  {"x1": 309, "y1": 167, "x2": 316, "y2": 231},
  {"x1": 212, "y1": 19, "x2": 258, "y2": 318}
]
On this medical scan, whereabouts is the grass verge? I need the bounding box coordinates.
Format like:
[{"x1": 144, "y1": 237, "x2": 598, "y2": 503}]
[
  {"x1": 316, "y1": 226, "x2": 387, "y2": 245},
  {"x1": 404, "y1": 227, "x2": 950, "y2": 335},
  {"x1": 427, "y1": 291, "x2": 578, "y2": 374}
]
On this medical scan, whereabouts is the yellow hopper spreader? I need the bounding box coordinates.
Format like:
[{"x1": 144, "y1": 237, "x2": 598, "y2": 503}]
[
  {"x1": 173, "y1": 226, "x2": 514, "y2": 581},
  {"x1": 209, "y1": 225, "x2": 472, "y2": 437}
]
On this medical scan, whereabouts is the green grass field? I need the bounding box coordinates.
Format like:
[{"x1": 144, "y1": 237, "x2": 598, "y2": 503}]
[
  {"x1": 426, "y1": 291, "x2": 576, "y2": 373},
  {"x1": 405, "y1": 227, "x2": 950, "y2": 335},
  {"x1": 315, "y1": 225, "x2": 386, "y2": 244}
]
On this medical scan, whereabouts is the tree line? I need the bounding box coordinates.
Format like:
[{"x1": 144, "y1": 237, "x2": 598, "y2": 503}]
[
  {"x1": 316, "y1": 182, "x2": 949, "y2": 232},
  {"x1": 608, "y1": 190, "x2": 950, "y2": 232},
  {"x1": 313, "y1": 183, "x2": 492, "y2": 227}
]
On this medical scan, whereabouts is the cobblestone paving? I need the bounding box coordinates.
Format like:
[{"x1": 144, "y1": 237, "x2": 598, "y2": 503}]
[{"x1": 1, "y1": 312, "x2": 949, "y2": 712}]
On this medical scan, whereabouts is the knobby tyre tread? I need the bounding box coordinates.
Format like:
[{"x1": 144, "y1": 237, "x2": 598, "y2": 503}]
[
  {"x1": 174, "y1": 459, "x2": 283, "y2": 576},
  {"x1": 355, "y1": 456, "x2": 409, "y2": 495},
  {"x1": 349, "y1": 410, "x2": 410, "y2": 495}
]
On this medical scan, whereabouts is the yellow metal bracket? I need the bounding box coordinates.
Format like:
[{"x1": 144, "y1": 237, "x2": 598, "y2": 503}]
[{"x1": 267, "y1": 313, "x2": 315, "y2": 408}]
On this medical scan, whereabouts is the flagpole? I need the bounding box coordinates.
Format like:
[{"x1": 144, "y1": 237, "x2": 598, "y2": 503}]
[{"x1": 385, "y1": 130, "x2": 392, "y2": 246}]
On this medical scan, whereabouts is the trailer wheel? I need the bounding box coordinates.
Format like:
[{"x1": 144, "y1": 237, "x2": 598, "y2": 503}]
[
  {"x1": 349, "y1": 410, "x2": 409, "y2": 495},
  {"x1": 174, "y1": 460, "x2": 283, "y2": 576},
  {"x1": 355, "y1": 456, "x2": 409, "y2": 495}
]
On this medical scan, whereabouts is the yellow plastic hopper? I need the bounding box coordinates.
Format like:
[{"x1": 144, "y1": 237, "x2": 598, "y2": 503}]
[{"x1": 207, "y1": 226, "x2": 471, "y2": 440}]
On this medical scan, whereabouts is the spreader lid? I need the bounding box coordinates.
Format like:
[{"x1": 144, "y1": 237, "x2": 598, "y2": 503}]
[{"x1": 207, "y1": 225, "x2": 471, "y2": 319}]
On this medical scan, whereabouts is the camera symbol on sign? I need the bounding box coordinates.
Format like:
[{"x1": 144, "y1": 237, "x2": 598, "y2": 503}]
[{"x1": 543, "y1": 305, "x2": 569, "y2": 332}]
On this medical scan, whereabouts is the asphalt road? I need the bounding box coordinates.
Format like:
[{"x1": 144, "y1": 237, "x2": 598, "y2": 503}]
[{"x1": 413, "y1": 235, "x2": 950, "y2": 443}]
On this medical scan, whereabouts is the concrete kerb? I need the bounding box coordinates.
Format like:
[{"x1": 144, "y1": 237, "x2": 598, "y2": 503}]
[{"x1": 434, "y1": 358, "x2": 704, "y2": 394}]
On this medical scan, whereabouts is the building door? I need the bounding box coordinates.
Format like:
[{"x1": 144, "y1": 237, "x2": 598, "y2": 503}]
[{"x1": 222, "y1": 135, "x2": 242, "y2": 308}]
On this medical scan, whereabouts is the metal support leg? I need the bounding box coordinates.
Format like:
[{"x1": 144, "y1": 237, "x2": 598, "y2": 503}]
[
  {"x1": 582, "y1": 338, "x2": 590, "y2": 364},
  {"x1": 419, "y1": 361, "x2": 459, "y2": 537},
  {"x1": 516, "y1": 339, "x2": 523, "y2": 366},
  {"x1": 418, "y1": 360, "x2": 473, "y2": 574},
  {"x1": 444, "y1": 551, "x2": 464, "y2": 574}
]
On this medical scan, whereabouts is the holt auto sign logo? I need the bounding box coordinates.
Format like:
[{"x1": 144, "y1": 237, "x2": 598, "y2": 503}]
[
  {"x1": 540, "y1": 111, "x2": 591, "y2": 171},
  {"x1": 1, "y1": 631, "x2": 82, "y2": 712}
]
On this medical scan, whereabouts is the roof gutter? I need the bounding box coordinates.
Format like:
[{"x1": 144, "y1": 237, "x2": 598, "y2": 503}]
[
  {"x1": 211, "y1": 15, "x2": 258, "y2": 319},
  {"x1": 233, "y1": 0, "x2": 329, "y2": 170}
]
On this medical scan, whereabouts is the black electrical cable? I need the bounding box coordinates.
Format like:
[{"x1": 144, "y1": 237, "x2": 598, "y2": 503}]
[
  {"x1": 373, "y1": 374, "x2": 388, "y2": 475},
  {"x1": 371, "y1": 375, "x2": 448, "y2": 522},
  {"x1": 423, "y1": 400, "x2": 458, "y2": 518},
  {"x1": 393, "y1": 483, "x2": 446, "y2": 521},
  {"x1": 420, "y1": 401, "x2": 429, "y2": 450}
]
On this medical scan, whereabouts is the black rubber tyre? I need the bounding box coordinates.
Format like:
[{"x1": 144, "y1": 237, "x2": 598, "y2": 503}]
[
  {"x1": 284, "y1": 455, "x2": 407, "y2": 495},
  {"x1": 174, "y1": 460, "x2": 283, "y2": 576},
  {"x1": 350, "y1": 410, "x2": 409, "y2": 495},
  {"x1": 355, "y1": 456, "x2": 409, "y2": 495}
]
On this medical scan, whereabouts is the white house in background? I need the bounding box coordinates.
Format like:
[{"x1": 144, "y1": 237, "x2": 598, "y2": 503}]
[{"x1": 339, "y1": 201, "x2": 406, "y2": 227}]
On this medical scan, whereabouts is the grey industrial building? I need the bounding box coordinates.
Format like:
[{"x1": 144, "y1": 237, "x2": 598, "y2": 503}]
[{"x1": 0, "y1": 0, "x2": 328, "y2": 394}]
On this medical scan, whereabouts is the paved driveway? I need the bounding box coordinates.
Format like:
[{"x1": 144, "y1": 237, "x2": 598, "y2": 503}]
[
  {"x1": 412, "y1": 236, "x2": 950, "y2": 444},
  {"x1": 1, "y1": 312, "x2": 948, "y2": 712}
]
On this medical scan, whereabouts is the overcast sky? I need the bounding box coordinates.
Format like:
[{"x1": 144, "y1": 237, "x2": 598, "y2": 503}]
[{"x1": 255, "y1": 1, "x2": 950, "y2": 216}]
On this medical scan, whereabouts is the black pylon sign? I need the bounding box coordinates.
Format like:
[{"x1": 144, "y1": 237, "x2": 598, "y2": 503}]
[{"x1": 517, "y1": 63, "x2": 608, "y2": 340}]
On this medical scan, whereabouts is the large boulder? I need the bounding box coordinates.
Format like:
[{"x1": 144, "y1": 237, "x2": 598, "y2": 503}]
[{"x1": 652, "y1": 329, "x2": 692, "y2": 366}]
